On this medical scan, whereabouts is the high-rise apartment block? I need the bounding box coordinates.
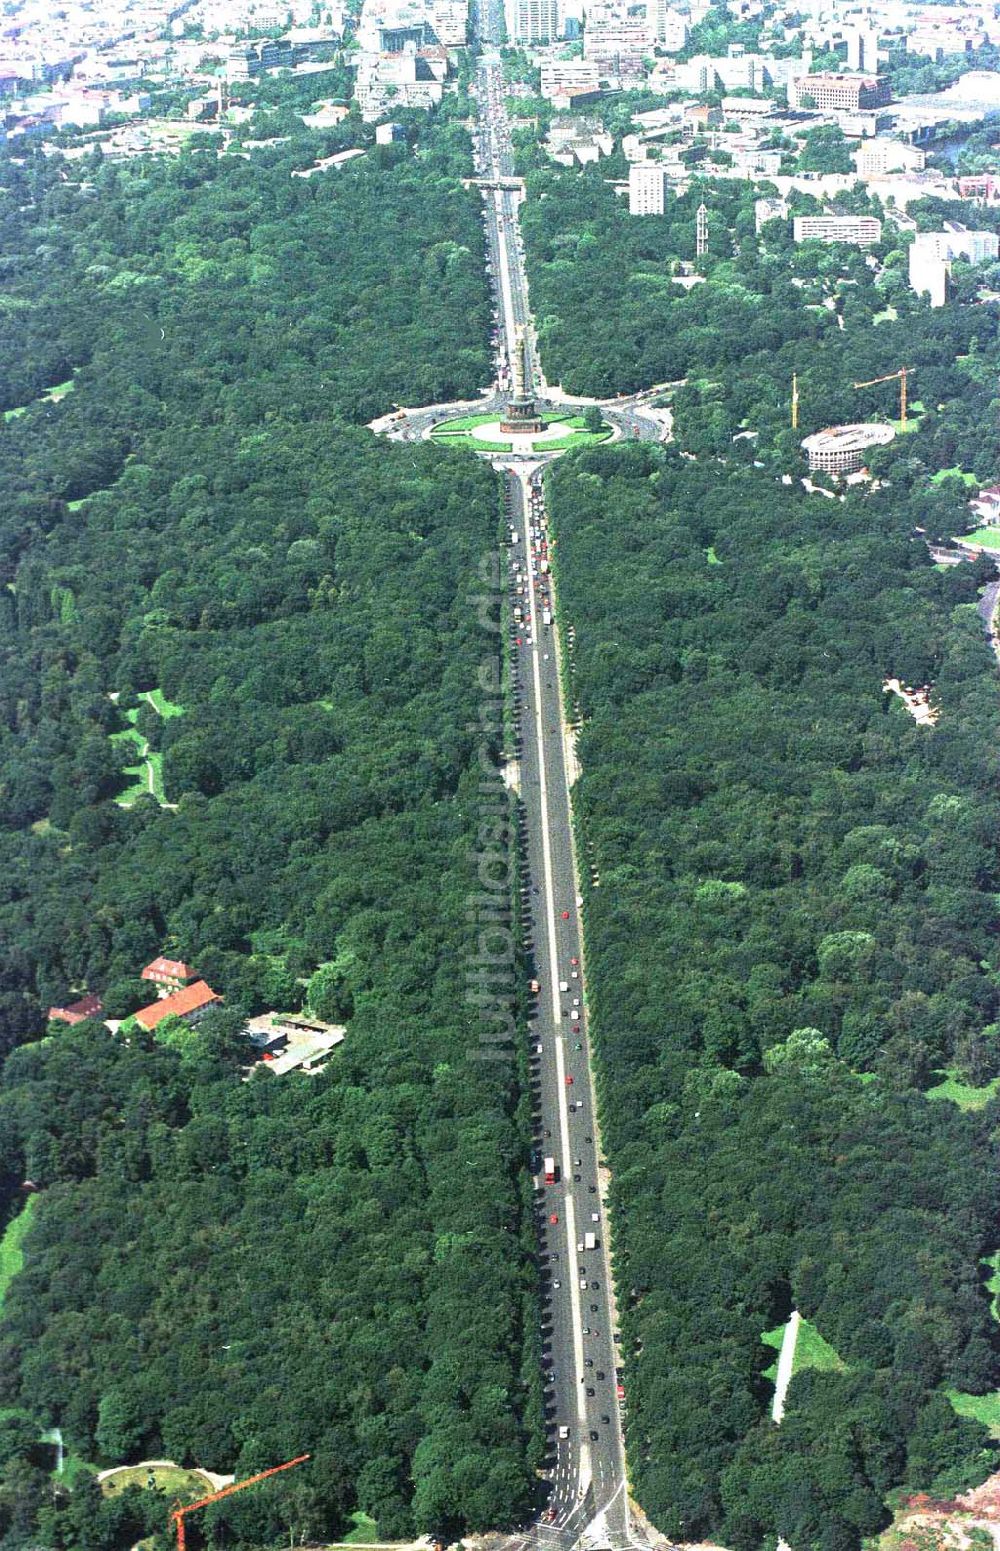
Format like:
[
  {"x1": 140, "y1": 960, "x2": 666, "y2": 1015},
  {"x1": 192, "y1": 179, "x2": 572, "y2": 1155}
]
[
  {"x1": 628, "y1": 162, "x2": 667, "y2": 215},
  {"x1": 505, "y1": 0, "x2": 558, "y2": 42}
]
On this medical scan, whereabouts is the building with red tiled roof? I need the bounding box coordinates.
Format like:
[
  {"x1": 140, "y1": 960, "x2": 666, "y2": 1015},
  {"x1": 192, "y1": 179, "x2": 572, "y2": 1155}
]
[
  {"x1": 141, "y1": 955, "x2": 195, "y2": 992},
  {"x1": 48, "y1": 992, "x2": 103, "y2": 1025},
  {"x1": 134, "y1": 980, "x2": 221, "y2": 1033}
]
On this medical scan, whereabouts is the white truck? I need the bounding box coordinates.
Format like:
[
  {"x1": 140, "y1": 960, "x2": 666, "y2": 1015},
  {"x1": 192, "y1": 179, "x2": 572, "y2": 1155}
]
[{"x1": 577, "y1": 1232, "x2": 598, "y2": 1252}]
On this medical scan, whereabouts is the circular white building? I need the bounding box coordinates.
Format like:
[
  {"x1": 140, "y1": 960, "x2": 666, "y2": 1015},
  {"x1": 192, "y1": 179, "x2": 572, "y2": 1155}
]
[{"x1": 801, "y1": 422, "x2": 896, "y2": 475}]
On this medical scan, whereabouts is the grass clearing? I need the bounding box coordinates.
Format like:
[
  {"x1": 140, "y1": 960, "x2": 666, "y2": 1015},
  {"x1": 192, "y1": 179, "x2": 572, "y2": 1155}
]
[
  {"x1": 947, "y1": 1388, "x2": 1000, "y2": 1436},
  {"x1": 931, "y1": 466, "x2": 978, "y2": 487},
  {"x1": 958, "y1": 528, "x2": 1000, "y2": 550},
  {"x1": 101, "y1": 1464, "x2": 214, "y2": 1500},
  {"x1": 761, "y1": 1315, "x2": 845, "y2": 1384},
  {"x1": 343, "y1": 1511, "x2": 379, "y2": 1543},
  {"x1": 947, "y1": 1256, "x2": 1000, "y2": 1432},
  {"x1": 706, "y1": 546, "x2": 721, "y2": 565},
  {"x1": 144, "y1": 688, "x2": 184, "y2": 719},
  {"x1": 111, "y1": 690, "x2": 183, "y2": 805},
  {"x1": 0, "y1": 1197, "x2": 37, "y2": 1313},
  {"x1": 926, "y1": 1067, "x2": 1000, "y2": 1111}
]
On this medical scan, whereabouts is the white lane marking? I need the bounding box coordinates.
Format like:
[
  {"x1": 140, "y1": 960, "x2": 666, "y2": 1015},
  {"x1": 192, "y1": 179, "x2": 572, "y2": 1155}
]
[{"x1": 517, "y1": 469, "x2": 589, "y2": 1461}]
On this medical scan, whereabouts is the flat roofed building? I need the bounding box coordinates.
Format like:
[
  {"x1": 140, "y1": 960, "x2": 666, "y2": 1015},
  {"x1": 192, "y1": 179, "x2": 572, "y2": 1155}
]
[
  {"x1": 505, "y1": 0, "x2": 558, "y2": 43},
  {"x1": 540, "y1": 59, "x2": 601, "y2": 102},
  {"x1": 629, "y1": 161, "x2": 667, "y2": 214},
  {"x1": 854, "y1": 137, "x2": 925, "y2": 175},
  {"x1": 793, "y1": 214, "x2": 882, "y2": 246}
]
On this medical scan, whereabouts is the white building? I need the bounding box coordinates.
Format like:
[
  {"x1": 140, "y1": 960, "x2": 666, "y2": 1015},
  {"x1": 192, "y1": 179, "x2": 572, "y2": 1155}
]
[
  {"x1": 909, "y1": 224, "x2": 1000, "y2": 306},
  {"x1": 505, "y1": 0, "x2": 558, "y2": 43},
  {"x1": 629, "y1": 162, "x2": 668, "y2": 214},
  {"x1": 539, "y1": 59, "x2": 600, "y2": 103},
  {"x1": 844, "y1": 26, "x2": 878, "y2": 72},
  {"x1": 654, "y1": 1, "x2": 688, "y2": 50},
  {"x1": 584, "y1": 19, "x2": 653, "y2": 65},
  {"x1": 793, "y1": 214, "x2": 882, "y2": 246},
  {"x1": 755, "y1": 195, "x2": 788, "y2": 232},
  {"x1": 854, "y1": 137, "x2": 925, "y2": 176}
]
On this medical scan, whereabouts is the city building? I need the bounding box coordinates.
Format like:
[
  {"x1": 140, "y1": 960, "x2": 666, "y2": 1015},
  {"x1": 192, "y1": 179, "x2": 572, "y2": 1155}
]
[
  {"x1": 505, "y1": 0, "x2": 558, "y2": 44},
  {"x1": 629, "y1": 161, "x2": 667, "y2": 214},
  {"x1": 788, "y1": 72, "x2": 890, "y2": 111},
  {"x1": 909, "y1": 223, "x2": 1000, "y2": 305},
  {"x1": 755, "y1": 195, "x2": 788, "y2": 232},
  {"x1": 547, "y1": 116, "x2": 613, "y2": 164},
  {"x1": 793, "y1": 213, "x2": 882, "y2": 246},
  {"x1": 583, "y1": 19, "x2": 653, "y2": 69},
  {"x1": 844, "y1": 25, "x2": 878, "y2": 72},
  {"x1": 654, "y1": 1, "x2": 688, "y2": 50},
  {"x1": 801, "y1": 422, "x2": 895, "y2": 474},
  {"x1": 539, "y1": 59, "x2": 601, "y2": 104},
  {"x1": 854, "y1": 137, "x2": 925, "y2": 175},
  {"x1": 721, "y1": 94, "x2": 775, "y2": 118},
  {"x1": 957, "y1": 174, "x2": 1000, "y2": 203}
]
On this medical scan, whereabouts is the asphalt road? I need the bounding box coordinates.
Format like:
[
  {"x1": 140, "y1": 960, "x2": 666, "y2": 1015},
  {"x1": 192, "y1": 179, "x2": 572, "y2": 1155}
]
[
  {"x1": 507, "y1": 471, "x2": 632, "y2": 1550},
  {"x1": 473, "y1": 58, "x2": 637, "y2": 1551}
]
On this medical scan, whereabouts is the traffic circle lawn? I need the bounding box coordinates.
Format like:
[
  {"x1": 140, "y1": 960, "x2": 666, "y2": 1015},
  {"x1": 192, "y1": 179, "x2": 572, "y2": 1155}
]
[{"x1": 430, "y1": 409, "x2": 612, "y2": 455}]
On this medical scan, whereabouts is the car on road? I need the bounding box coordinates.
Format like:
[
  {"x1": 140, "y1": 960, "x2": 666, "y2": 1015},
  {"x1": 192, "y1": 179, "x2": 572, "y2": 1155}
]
[
  {"x1": 549, "y1": 1213, "x2": 559, "y2": 1224},
  {"x1": 596, "y1": 1371, "x2": 605, "y2": 1380},
  {"x1": 565, "y1": 1075, "x2": 574, "y2": 1086},
  {"x1": 601, "y1": 1413, "x2": 611, "y2": 1425},
  {"x1": 589, "y1": 1429, "x2": 598, "y2": 1441},
  {"x1": 586, "y1": 1386, "x2": 595, "y2": 1397}
]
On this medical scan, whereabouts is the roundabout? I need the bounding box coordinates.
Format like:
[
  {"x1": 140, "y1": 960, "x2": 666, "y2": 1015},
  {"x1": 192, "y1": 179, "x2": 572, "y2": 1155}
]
[{"x1": 429, "y1": 407, "x2": 614, "y2": 457}]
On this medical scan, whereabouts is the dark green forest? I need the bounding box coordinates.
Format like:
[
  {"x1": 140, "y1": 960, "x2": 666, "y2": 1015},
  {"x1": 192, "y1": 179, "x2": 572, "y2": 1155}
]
[
  {"x1": 0, "y1": 110, "x2": 541, "y2": 1548},
  {"x1": 546, "y1": 443, "x2": 1000, "y2": 1549}
]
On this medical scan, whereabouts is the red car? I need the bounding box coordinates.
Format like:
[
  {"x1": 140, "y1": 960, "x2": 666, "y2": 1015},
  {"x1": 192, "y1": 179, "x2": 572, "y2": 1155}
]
[
  {"x1": 565, "y1": 1075, "x2": 574, "y2": 1086},
  {"x1": 562, "y1": 910, "x2": 570, "y2": 920},
  {"x1": 549, "y1": 1213, "x2": 559, "y2": 1224}
]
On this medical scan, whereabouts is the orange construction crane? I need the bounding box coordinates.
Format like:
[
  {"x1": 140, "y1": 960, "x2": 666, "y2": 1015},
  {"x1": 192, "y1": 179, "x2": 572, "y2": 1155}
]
[
  {"x1": 170, "y1": 1455, "x2": 310, "y2": 1551},
  {"x1": 852, "y1": 366, "x2": 915, "y2": 428}
]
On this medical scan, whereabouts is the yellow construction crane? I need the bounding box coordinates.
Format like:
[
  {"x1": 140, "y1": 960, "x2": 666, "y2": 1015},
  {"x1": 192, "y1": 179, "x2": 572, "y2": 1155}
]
[{"x1": 852, "y1": 366, "x2": 915, "y2": 428}]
